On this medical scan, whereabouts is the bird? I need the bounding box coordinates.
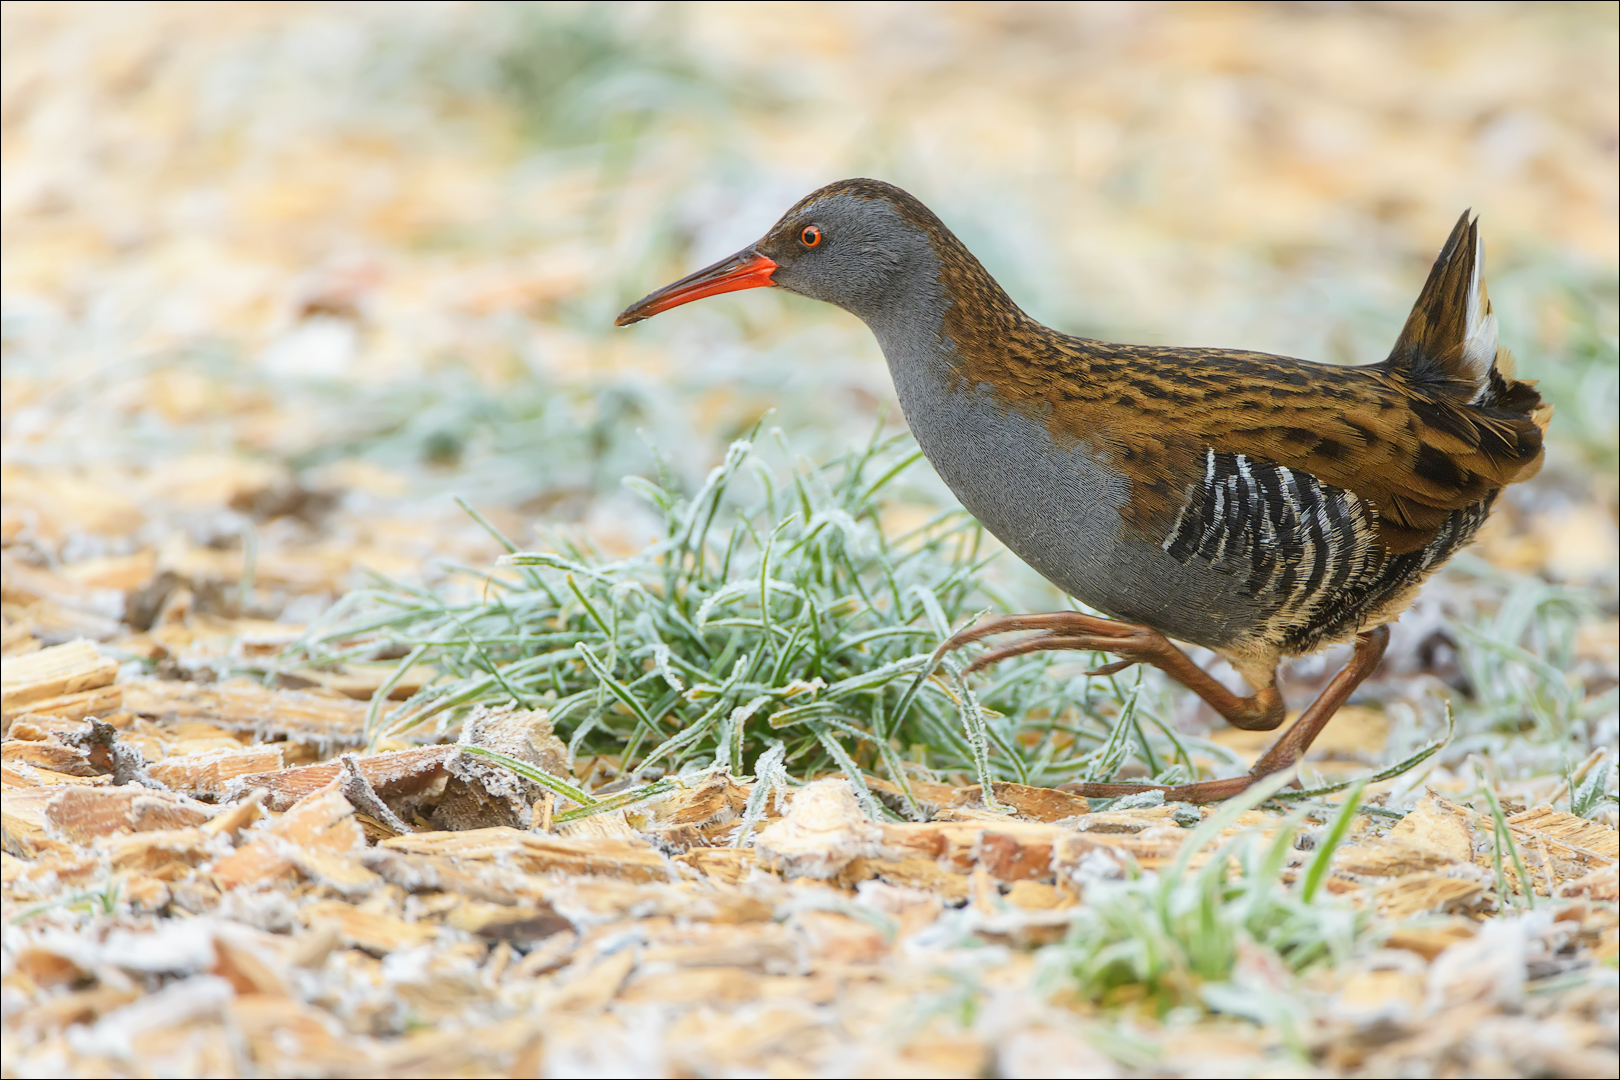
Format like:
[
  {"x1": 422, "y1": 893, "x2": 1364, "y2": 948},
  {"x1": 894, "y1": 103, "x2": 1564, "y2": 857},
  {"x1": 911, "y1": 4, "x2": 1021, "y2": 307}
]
[{"x1": 615, "y1": 179, "x2": 1550, "y2": 802}]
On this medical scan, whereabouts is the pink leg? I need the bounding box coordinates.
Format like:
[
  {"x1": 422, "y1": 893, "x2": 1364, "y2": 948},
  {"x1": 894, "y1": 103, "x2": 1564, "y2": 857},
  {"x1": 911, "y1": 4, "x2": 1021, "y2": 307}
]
[
  {"x1": 934, "y1": 612, "x2": 1285, "y2": 730},
  {"x1": 1062, "y1": 626, "x2": 1390, "y2": 803},
  {"x1": 935, "y1": 613, "x2": 1390, "y2": 804}
]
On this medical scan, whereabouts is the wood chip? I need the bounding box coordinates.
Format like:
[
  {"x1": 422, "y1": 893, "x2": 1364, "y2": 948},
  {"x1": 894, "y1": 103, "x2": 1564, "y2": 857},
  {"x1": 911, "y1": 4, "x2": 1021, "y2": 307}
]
[
  {"x1": 1069, "y1": 805, "x2": 1181, "y2": 833},
  {"x1": 1056, "y1": 822, "x2": 1231, "y2": 871},
  {"x1": 880, "y1": 819, "x2": 1068, "y2": 874},
  {"x1": 382, "y1": 826, "x2": 672, "y2": 882},
  {"x1": 3, "y1": 684, "x2": 123, "y2": 723},
  {"x1": 211, "y1": 926, "x2": 291, "y2": 997},
  {"x1": 836, "y1": 855, "x2": 971, "y2": 901},
  {"x1": 1376, "y1": 873, "x2": 1485, "y2": 919},
  {"x1": 1558, "y1": 864, "x2": 1618, "y2": 902},
  {"x1": 1333, "y1": 967, "x2": 1425, "y2": 1024},
  {"x1": 1386, "y1": 792, "x2": 1476, "y2": 864},
  {"x1": 41, "y1": 785, "x2": 212, "y2": 844},
  {"x1": 1, "y1": 788, "x2": 65, "y2": 857},
  {"x1": 5, "y1": 714, "x2": 95, "y2": 740},
  {"x1": 975, "y1": 828, "x2": 1059, "y2": 880},
  {"x1": 1, "y1": 761, "x2": 113, "y2": 788},
  {"x1": 622, "y1": 965, "x2": 765, "y2": 1005},
  {"x1": 979, "y1": 782, "x2": 1090, "y2": 821},
  {"x1": 445, "y1": 899, "x2": 571, "y2": 940},
  {"x1": 147, "y1": 746, "x2": 286, "y2": 798},
  {"x1": 363, "y1": 848, "x2": 552, "y2": 905},
  {"x1": 545, "y1": 949, "x2": 637, "y2": 1014},
  {"x1": 753, "y1": 778, "x2": 882, "y2": 878},
  {"x1": 294, "y1": 662, "x2": 439, "y2": 701},
  {"x1": 103, "y1": 827, "x2": 219, "y2": 877},
  {"x1": 1334, "y1": 838, "x2": 1466, "y2": 877},
  {"x1": 2, "y1": 737, "x2": 96, "y2": 775},
  {"x1": 793, "y1": 910, "x2": 887, "y2": 964},
  {"x1": 1, "y1": 618, "x2": 42, "y2": 658},
  {"x1": 673, "y1": 847, "x2": 757, "y2": 884},
  {"x1": 1506, "y1": 807, "x2": 1618, "y2": 863},
  {"x1": 294, "y1": 847, "x2": 384, "y2": 894},
  {"x1": 642, "y1": 770, "x2": 753, "y2": 848},
  {"x1": 231, "y1": 744, "x2": 452, "y2": 811},
  {"x1": 0, "y1": 639, "x2": 118, "y2": 713},
  {"x1": 227, "y1": 996, "x2": 374, "y2": 1073},
  {"x1": 1003, "y1": 879, "x2": 1078, "y2": 910},
  {"x1": 121, "y1": 677, "x2": 370, "y2": 744},
  {"x1": 869, "y1": 778, "x2": 1087, "y2": 822},
  {"x1": 659, "y1": 771, "x2": 753, "y2": 827},
  {"x1": 1385, "y1": 920, "x2": 1479, "y2": 960},
  {"x1": 211, "y1": 779, "x2": 364, "y2": 890},
  {"x1": 9, "y1": 984, "x2": 142, "y2": 1032}
]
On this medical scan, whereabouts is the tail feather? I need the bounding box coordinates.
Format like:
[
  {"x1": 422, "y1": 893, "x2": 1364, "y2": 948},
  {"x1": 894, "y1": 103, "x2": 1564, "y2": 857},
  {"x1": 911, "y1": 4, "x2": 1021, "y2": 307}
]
[
  {"x1": 1377, "y1": 213, "x2": 1552, "y2": 540},
  {"x1": 1386, "y1": 211, "x2": 1502, "y2": 401}
]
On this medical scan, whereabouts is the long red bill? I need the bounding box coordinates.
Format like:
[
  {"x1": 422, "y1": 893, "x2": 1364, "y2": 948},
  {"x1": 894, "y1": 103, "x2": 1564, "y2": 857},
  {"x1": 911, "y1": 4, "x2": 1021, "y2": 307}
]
[{"x1": 614, "y1": 248, "x2": 779, "y2": 326}]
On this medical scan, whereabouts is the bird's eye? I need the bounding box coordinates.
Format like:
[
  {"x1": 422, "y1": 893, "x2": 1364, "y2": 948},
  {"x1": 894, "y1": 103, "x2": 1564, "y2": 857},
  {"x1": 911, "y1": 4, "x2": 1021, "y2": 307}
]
[{"x1": 799, "y1": 225, "x2": 822, "y2": 248}]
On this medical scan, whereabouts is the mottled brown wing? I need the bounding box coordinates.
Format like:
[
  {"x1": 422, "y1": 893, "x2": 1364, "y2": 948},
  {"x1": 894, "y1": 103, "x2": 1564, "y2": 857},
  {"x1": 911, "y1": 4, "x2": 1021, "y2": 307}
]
[{"x1": 929, "y1": 201, "x2": 1547, "y2": 554}]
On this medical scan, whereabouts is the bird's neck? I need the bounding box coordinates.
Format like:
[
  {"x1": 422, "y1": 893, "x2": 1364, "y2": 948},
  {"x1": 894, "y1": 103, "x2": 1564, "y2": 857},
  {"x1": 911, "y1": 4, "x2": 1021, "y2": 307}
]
[{"x1": 861, "y1": 232, "x2": 1058, "y2": 410}]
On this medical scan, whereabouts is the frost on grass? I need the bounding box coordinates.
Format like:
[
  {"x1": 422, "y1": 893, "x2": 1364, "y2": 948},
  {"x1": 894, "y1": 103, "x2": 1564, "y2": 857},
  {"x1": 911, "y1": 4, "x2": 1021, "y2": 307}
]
[
  {"x1": 1039, "y1": 777, "x2": 1369, "y2": 1024},
  {"x1": 293, "y1": 431, "x2": 1223, "y2": 812}
]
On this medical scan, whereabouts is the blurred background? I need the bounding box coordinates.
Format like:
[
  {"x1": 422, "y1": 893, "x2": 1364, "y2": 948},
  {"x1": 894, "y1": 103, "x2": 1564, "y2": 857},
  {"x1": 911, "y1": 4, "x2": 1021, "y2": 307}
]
[{"x1": 2, "y1": 3, "x2": 1616, "y2": 748}]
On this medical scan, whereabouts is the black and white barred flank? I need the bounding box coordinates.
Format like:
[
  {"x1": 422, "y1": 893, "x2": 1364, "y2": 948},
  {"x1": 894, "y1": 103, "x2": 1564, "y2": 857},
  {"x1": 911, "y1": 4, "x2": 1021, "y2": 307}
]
[{"x1": 1161, "y1": 449, "x2": 1493, "y2": 653}]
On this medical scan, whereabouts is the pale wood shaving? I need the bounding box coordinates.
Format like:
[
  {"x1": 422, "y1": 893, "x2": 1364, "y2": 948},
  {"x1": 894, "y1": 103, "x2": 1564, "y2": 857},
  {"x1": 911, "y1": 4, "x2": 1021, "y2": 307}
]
[
  {"x1": 382, "y1": 826, "x2": 673, "y2": 882},
  {"x1": 2, "y1": 684, "x2": 123, "y2": 724},
  {"x1": 1376, "y1": 873, "x2": 1487, "y2": 919},
  {"x1": 120, "y1": 678, "x2": 370, "y2": 744},
  {"x1": 231, "y1": 744, "x2": 451, "y2": 811},
  {"x1": 1507, "y1": 806, "x2": 1619, "y2": 862},
  {"x1": 0, "y1": 639, "x2": 118, "y2": 713},
  {"x1": 147, "y1": 746, "x2": 286, "y2": 798}
]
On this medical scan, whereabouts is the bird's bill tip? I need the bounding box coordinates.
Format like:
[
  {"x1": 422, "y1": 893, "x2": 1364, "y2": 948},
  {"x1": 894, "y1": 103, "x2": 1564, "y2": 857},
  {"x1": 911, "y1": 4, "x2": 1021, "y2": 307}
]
[{"x1": 614, "y1": 249, "x2": 779, "y2": 327}]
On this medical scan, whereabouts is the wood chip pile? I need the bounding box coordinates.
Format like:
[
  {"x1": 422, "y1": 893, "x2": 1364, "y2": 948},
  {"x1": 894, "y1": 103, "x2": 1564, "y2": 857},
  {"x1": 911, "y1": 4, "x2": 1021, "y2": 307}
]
[{"x1": 3, "y1": 637, "x2": 1615, "y2": 1077}]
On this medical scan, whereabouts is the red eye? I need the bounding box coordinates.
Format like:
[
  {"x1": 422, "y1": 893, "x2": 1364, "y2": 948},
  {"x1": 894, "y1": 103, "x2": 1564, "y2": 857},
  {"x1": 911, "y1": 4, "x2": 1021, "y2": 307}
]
[{"x1": 800, "y1": 225, "x2": 822, "y2": 248}]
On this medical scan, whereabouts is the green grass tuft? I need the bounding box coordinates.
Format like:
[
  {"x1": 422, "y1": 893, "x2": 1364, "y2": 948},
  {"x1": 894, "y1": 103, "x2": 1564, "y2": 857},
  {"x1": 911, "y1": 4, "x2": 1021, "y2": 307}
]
[
  {"x1": 291, "y1": 428, "x2": 1234, "y2": 808},
  {"x1": 1039, "y1": 775, "x2": 1374, "y2": 1021}
]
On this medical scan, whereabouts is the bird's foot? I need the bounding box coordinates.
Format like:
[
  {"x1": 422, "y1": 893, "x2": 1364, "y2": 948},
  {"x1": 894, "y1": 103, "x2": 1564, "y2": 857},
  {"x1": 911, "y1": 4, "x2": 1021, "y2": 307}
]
[
  {"x1": 930, "y1": 611, "x2": 1177, "y2": 677},
  {"x1": 936, "y1": 611, "x2": 1286, "y2": 731},
  {"x1": 1057, "y1": 626, "x2": 1391, "y2": 804}
]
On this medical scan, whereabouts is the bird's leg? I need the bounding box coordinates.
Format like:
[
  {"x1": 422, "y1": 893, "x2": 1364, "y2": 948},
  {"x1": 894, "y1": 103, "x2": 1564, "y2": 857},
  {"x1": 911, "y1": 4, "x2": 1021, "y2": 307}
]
[
  {"x1": 1059, "y1": 625, "x2": 1392, "y2": 805},
  {"x1": 1244, "y1": 625, "x2": 1390, "y2": 780},
  {"x1": 933, "y1": 612, "x2": 1285, "y2": 731}
]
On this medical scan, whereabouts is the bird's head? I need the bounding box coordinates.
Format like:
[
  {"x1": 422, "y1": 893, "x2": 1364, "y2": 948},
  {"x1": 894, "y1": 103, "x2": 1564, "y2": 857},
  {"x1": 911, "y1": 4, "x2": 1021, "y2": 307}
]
[{"x1": 614, "y1": 179, "x2": 945, "y2": 327}]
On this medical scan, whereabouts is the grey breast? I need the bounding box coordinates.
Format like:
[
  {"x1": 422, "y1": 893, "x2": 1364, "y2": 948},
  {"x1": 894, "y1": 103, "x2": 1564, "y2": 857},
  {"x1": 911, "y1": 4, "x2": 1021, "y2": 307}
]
[{"x1": 865, "y1": 308, "x2": 1267, "y2": 653}]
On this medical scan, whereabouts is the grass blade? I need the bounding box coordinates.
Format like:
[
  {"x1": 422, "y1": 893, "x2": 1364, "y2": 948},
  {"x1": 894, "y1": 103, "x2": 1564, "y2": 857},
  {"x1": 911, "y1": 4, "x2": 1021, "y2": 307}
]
[{"x1": 1301, "y1": 779, "x2": 1365, "y2": 903}]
